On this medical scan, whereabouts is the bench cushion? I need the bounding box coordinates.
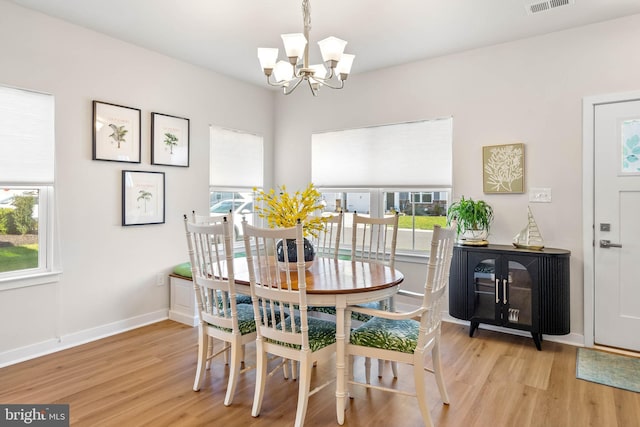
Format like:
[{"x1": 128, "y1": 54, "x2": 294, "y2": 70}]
[{"x1": 173, "y1": 262, "x2": 192, "y2": 278}]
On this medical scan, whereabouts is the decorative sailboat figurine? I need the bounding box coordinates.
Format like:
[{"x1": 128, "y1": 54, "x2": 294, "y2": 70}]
[{"x1": 513, "y1": 206, "x2": 544, "y2": 250}]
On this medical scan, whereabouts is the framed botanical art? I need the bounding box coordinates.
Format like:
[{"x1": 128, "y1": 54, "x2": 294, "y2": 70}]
[
  {"x1": 92, "y1": 101, "x2": 141, "y2": 163},
  {"x1": 151, "y1": 112, "x2": 190, "y2": 167},
  {"x1": 122, "y1": 170, "x2": 165, "y2": 226},
  {"x1": 483, "y1": 143, "x2": 525, "y2": 193}
]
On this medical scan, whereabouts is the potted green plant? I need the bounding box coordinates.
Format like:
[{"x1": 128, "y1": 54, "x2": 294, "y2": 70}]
[{"x1": 446, "y1": 196, "x2": 494, "y2": 245}]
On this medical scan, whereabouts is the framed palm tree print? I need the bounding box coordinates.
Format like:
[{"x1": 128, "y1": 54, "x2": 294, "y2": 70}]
[
  {"x1": 122, "y1": 170, "x2": 165, "y2": 225},
  {"x1": 151, "y1": 112, "x2": 190, "y2": 167},
  {"x1": 92, "y1": 101, "x2": 141, "y2": 163}
]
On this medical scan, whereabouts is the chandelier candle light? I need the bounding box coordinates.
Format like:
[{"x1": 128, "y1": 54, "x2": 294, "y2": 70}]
[{"x1": 257, "y1": 0, "x2": 355, "y2": 96}]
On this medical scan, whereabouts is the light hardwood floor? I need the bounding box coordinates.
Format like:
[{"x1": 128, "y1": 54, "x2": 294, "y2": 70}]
[{"x1": 1, "y1": 320, "x2": 639, "y2": 427}]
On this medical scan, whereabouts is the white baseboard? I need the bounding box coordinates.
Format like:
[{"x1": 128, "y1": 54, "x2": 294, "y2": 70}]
[
  {"x1": 168, "y1": 310, "x2": 198, "y2": 327},
  {"x1": 0, "y1": 309, "x2": 168, "y2": 368}
]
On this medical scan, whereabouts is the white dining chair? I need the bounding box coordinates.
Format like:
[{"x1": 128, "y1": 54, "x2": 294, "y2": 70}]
[
  {"x1": 351, "y1": 211, "x2": 399, "y2": 381},
  {"x1": 313, "y1": 210, "x2": 343, "y2": 260},
  {"x1": 183, "y1": 214, "x2": 257, "y2": 406},
  {"x1": 241, "y1": 219, "x2": 337, "y2": 427},
  {"x1": 344, "y1": 224, "x2": 456, "y2": 427}
]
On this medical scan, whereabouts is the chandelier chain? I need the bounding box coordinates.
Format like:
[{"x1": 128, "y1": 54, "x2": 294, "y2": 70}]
[{"x1": 302, "y1": 0, "x2": 311, "y2": 32}]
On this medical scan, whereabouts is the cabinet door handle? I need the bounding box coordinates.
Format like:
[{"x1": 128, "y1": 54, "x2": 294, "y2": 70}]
[
  {"x1": 495, "y1": 279, "x2": 500, "y2": 303},
  {"x1": 503, "y1": 279, "x2": 508, "y2": 304}
]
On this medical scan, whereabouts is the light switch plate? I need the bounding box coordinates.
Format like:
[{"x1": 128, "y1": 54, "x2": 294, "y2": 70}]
[{"x1": 529, "y1": 187, "x2": 552, "y2": 203}]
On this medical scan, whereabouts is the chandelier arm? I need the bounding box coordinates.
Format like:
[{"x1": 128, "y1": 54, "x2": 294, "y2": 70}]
[
  {"x1": 324, "y1": 67, "x2": 335, "y2": 80},
  {"x1": 282, "y1": 77, "x2": 306, "y2": 95},
  {"x1": 310, "y1": 77, "x2": 344, "y2": 90},
  {"x1": 265, "y1": 75, "x2": 288, "y2": 87},
  {"x1": 307, "y1": 79, "x2": 319, "y2": 96},
  {"x1": 266, "y1": 73, "x2": 300, "y2": 89}
]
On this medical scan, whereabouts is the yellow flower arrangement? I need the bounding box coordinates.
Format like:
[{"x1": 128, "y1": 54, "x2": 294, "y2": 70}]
[{"x1": 253, "y1": 183, "x2": 327, "y2": 238}]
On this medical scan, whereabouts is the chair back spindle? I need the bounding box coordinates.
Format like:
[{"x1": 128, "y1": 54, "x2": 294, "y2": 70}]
[{"x1": 351, "y1": 212, "x2": 398, "y2": 268}]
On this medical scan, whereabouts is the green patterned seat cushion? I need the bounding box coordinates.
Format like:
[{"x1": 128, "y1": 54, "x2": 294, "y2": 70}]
[
  {"x1": 209, "y1": 303, "x2": 257, "y2": 335},
  {"x1": 310, "y1": 301, "x2": 383, "y2": 323},
  {"x1": 235, "y1": 294, "x2": 253, "y2": 305},
  {"x1": 212, "y1": 291, "x2": 255, "y2": 309},
  {"x1": 210, "y1": 303, "x2": 284, "y2": 333},
  {"x1": 173, "y1": 262, "x2": 192, "y2": 278},
  {"x1": 350, "y1": 317, "x2": 419, "y2": 354},
  {"x1": 270, "y1": 315, "x2": 336, "y2": 352}
]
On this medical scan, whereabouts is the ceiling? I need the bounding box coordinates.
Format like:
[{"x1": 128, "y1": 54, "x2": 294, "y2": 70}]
[{"x1": 9, "y1": 0, "x2": 640, "y2": 88}]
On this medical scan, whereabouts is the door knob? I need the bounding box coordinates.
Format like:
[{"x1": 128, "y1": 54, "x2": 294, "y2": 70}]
[{"x1": 600, "y1": 239, "x2": 622, "y2": 248}]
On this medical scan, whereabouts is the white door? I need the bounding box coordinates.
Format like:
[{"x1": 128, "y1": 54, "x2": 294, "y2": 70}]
[{"x1": 594, "y1": 99, "x2": 640, "y2": 351}]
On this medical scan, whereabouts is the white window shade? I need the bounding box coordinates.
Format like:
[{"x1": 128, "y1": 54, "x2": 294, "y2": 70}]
[
  {"x1": 210, "y1": 126, "x2": 263, "y2": 188},
  {"x1": 0, "y1": 86, "x2": 55, "y2": 185},
  {"x1": 312, "y1": 118, "x2": 452, "y2": 187}
]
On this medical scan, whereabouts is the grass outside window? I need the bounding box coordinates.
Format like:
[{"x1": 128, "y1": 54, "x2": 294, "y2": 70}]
[
  {"x1": 397, "y1": 215, "x2": 447, "y2": 230},
  {"x1": 0, "y1": 243, "x2": 38, "y2": 273}
]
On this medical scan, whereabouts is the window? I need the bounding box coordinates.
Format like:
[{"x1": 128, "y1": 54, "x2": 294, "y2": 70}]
[
  {"x1": 0, "y1": 85, "x2": 56, "y2": 283},
  {"x1": 209, "y1": 126, "x2": 263, "y2": 243},
  {"x1": 312, "y1": 118, "x2": 452, "y2": 253}
]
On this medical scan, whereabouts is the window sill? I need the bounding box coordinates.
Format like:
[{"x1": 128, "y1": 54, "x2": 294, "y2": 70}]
[
  {"x1": 0, "y1": 270, "x2": 62, "y2": 291},
  {"x1": 396, "y1": 251, "x2": 430, "y2": 264}
]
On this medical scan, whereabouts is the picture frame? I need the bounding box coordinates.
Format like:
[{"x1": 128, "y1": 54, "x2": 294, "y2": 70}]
[
  {"x1": 483, "y1": 143, "x2": 525, "y2": 193},
  {"x1": 122, "y1": 170, "x2": 165, "y2": 226},
  {"x1": 151, "y1": 112, "x2": 190, "y2": 167},
  {"x1": 92, "y1": 101, "x2": 141, "y2": 163}
]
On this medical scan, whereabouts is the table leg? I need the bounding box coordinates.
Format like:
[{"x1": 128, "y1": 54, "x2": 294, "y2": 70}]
[{"x1": 335, "y1": 295, "x2": 347, "y2": 425}]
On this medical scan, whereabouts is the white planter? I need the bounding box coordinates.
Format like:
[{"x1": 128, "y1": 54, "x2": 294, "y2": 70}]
[{"x1": 459, "y1": 229, "x2": 489, "y2": 246}]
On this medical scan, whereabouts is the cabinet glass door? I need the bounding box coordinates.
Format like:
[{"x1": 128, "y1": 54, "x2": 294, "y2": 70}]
[
  {"x1": 506, "y1": 261, "x2": 532, "y2": 328},
  {"x1": 472, "y1": 258, "x2": 497, "y2": 321}
]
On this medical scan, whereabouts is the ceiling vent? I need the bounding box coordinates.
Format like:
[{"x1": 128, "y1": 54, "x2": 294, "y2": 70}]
[{"x1": 526, "y1": 0, "x2": 575, "y2": 15}]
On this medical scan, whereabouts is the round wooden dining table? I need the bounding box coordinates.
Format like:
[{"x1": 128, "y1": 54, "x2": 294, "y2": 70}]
[{"x1": 232, "y1": 256, "x2": 404, "y2": 425}]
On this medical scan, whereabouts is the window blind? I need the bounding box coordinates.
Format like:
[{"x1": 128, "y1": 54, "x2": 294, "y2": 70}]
[
  {"x1": 311, "y1": 118, "x2": 452, "y2": 187},
  {"x1": 0, "y1": 85, "x2": 55, "y2": 185},
  {"x1": 210, "y1": 126, "x2": 263, "y2": 188}
]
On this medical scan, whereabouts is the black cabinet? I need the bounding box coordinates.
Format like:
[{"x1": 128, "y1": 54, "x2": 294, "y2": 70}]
[{"x1": 449, "y1": 244, "x2": 570, "y2": 350}]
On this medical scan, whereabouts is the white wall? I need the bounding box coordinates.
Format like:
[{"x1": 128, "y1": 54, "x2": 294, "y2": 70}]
[
  {"x1": 273, "y1": 13, "x2": 640, "y2": 340},
  {"x1": 0, "y1": 0, "x2": 274, "y2": 365}
]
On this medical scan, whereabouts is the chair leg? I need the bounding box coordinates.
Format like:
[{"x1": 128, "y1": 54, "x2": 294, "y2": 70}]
[
  {"x1": 223, "y1": 339, "x2": 242, "y2": 406},
  {"x1": 378, "y1": 297, "x2": 396, "y2": 379},
  {"x1": 294, "y1": 358, "x2": 313, "y2": 427},
  {"x1": 251, "y1": 342, "x2": 268, "y2": 417},
  {"x1": 432, "y1": 338, "x2": 450, "y2": 404},
  {"x1": 364, "y1": 357, "x2": 372, "y2": 384},
  {"x1": 348, "y1": 355, "x2": 355, "y2": 396},
  {"x1": 414, "y1": 359, "x2": 434, "y2": 427},
  {"x1": 193, "y1": 327, "x2": 208, "y2": 391},
  {"x1": 291, "y1": 360, "x2": 298, "y2": 380},
  {"x1": 282, "y1": 357, "x2": 290, "y2": 380},
  {"x1": 206, "y1": 336, "x2": 214, "y2": 370}
]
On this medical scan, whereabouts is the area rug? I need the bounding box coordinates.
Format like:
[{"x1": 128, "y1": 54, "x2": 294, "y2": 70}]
[{"x1": 576, "y1": 347, "x2": 640, "y2": 392}]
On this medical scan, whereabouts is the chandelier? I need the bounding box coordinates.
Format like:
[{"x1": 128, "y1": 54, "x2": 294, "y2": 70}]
[{"x1": 257, "y1": 0, "x2": 355, "y2": 96}]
